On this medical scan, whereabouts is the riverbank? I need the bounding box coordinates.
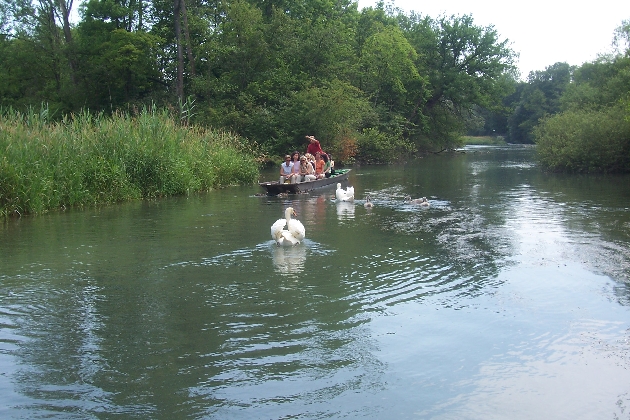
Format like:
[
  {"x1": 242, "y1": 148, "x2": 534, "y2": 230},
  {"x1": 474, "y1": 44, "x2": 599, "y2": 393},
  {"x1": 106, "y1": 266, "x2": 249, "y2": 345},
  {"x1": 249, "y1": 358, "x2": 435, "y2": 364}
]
[
  {"x1": 461, "y1": 135, "x2": 507, "y2": 146},
  {"x1": 0, "y1": 108, "x2": 259, "y2": 217}
]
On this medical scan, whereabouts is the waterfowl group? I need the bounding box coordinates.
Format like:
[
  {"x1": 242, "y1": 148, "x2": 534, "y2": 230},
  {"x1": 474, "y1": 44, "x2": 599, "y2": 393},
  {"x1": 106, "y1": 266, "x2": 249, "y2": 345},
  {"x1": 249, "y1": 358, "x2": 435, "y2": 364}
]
[{"x1": 270, "y1": 194, "x2": 434, "y2": 246}]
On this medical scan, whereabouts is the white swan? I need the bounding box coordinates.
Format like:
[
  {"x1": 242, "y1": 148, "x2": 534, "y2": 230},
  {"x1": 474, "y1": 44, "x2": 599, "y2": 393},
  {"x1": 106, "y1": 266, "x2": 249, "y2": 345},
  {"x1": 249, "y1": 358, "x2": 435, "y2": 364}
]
[
  {"x1": 364, "y1": 195, "x2": 374, "y2": 209},
  {"x1": 271, "y1": 207, "x2": 305, "y2": 246},
  {"x1": 336, "y1": 183, "x2": 355, "y2": 202}
]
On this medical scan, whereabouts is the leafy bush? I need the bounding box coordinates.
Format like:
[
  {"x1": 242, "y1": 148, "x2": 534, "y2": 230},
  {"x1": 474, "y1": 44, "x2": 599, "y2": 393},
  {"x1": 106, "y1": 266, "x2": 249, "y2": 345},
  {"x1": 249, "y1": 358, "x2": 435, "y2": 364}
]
[
  {"x1": 355, "y1": 128, "x2": 417, "y2": 163},
  {"x1": 534, "y1": 104, "x2": 630, "y2": 173}
]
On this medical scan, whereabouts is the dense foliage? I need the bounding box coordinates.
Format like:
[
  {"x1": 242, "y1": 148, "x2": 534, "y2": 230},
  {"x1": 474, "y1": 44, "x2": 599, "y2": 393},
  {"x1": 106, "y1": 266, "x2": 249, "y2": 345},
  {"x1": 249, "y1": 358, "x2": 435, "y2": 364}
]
[
  {"x1": 0, "y1": 0, "x2": 517, "y2": 162},
  {"x1": 0, "y1": 107, "x2": 259, "y2": 216},
  {"x1": 531, "y1": 22, "x2": 630, "y2": 173},
  {"x1": 489, "y1": 18, "x2": 630, "y2": 173},
  {"x1": 534, "y1": 104, "x2": 630, "y2": 173},
  {"x1": 1, "y1": 0, "x2": 628, "y2": 174}
]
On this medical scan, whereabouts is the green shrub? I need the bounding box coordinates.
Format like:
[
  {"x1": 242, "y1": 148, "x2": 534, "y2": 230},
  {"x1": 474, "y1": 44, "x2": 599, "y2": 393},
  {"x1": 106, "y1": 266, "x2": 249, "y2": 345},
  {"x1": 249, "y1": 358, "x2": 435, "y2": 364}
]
[
  {"x1": 356, "y1": 128, "x2": 417, "y2": 163},
  {"x1": 534, "y1": 104, "x2": 630, "y2": 173}
]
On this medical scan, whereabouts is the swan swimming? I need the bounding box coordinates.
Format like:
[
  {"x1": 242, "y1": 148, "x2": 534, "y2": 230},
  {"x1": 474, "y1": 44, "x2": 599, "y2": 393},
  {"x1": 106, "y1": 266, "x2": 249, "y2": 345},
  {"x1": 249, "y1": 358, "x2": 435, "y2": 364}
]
[
  {"x1": 336, "y1": 183, "x2": 355, "y2": 202},
  {"x1": 364, "y1": 195, "x2": 374, "y2": 209},
  {"x1": 405, "y1": 195, "x2": 429, "y2": 207},
  {"x1": 271, "y1": 207, "x2": 306, "y2": 246}
]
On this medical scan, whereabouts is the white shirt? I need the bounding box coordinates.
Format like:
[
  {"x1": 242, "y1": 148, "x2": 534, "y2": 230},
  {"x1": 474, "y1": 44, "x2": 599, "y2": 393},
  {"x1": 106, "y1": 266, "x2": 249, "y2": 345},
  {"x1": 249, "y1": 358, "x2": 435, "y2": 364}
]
[{"x1": 280, "y1": 162, "x2": 293, "y2": 175}]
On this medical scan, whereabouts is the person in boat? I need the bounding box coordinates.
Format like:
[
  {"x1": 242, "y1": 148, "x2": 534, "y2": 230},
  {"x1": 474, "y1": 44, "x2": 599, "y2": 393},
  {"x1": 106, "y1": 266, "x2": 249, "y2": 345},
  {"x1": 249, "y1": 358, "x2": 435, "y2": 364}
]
[
  {"x1": 328, "y1": 154, "x2": 335, "y2": 175},
  {"x1": 279, "y1": 154, "x2": 296, "y2": 184},
  {"x1": 290, "y1": 151, "x2": 301, "y2": 180},
  {"x1": 306, "y1": 135, "x2": 324, "y2": 156},
  {"x1": 300, "y1": 155, "x2": 316, "y2": 182},
  {"x1": 314, "y1": 152, "x2": 326, "y2": 179},
  {"x1": 322, "y1": 153, "x2": 332, "y2": 178},
  {"x1": 304, "y1": 153, "x2": 315, "y2": 169}
]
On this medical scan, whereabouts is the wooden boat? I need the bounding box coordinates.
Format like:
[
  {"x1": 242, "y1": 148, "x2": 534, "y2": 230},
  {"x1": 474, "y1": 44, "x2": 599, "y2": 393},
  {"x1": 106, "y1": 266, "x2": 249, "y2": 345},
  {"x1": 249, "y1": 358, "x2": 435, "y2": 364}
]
[{"x1": 259, "y1": 169, "x2": 351, "y2": 195}]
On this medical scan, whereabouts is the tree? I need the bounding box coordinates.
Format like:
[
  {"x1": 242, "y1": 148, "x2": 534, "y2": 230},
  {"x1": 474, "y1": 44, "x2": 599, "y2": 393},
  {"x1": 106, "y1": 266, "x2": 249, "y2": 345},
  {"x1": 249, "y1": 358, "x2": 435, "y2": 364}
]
[
  {"x1": 534, "y1": 31, "x2": 630, "y2": 173},
  {"x1": 506, "y1": 62, "x2": 573, "y2": 143},
  {"x1": 404, "y1": 14, "x2": 517, "y2": 149},
  {"x1": 613, "y1": 19, "x2": 630, "y2": 56},
  {"x1": 76, "y1": 0, "x2": 164, "y2": 110}
]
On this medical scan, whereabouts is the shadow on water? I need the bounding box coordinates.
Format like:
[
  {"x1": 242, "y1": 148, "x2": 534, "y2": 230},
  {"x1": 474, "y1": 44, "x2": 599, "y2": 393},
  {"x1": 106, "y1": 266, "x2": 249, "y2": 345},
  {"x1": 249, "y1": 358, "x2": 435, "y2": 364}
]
[{"x1": 1, "y1": 145, "x2": 630, "y2": 418}]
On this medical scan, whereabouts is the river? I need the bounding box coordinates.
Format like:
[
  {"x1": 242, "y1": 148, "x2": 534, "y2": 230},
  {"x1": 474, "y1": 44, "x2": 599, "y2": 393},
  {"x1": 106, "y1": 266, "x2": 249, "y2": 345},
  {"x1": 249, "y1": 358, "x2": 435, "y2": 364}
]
[{"x1": 1, "y1": 145, "x2": 630, "y2": 419}]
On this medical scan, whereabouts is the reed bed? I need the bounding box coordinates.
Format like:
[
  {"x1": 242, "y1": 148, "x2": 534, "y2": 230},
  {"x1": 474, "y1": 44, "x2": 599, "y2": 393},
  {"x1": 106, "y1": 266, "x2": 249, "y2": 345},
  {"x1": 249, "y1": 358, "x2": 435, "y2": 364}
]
[{"x1": 0, "y1": 107, "x2": 260, "y2": 217}]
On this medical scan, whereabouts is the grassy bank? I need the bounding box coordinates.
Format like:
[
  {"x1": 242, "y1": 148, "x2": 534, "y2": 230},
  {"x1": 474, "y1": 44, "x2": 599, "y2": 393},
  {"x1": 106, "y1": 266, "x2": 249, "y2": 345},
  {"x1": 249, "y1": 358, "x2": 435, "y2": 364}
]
[{"x1": 0, "y1": 107, "x2": 260, "y2": 217}]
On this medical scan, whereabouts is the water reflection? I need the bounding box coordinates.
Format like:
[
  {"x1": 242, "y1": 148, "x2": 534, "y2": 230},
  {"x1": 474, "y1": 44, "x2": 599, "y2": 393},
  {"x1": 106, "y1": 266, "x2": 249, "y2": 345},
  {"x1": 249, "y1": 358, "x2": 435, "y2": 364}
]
[
  {"x1": 271, "y1": 244, "x2": 307, "y2": 277},
  {"x1": 2, "y1": 146, "x2": 630, "y2": 419},
  {"x1": 335, "y1": 201, "x2": 355, "y2": 220}
]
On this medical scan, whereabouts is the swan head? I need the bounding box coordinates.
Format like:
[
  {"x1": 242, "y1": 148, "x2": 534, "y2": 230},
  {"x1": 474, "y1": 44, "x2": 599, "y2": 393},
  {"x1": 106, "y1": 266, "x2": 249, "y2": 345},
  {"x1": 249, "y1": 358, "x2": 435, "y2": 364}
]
[
  {"x1": 337, "y1": 183, "x2": 341, "y2": 190},
  {"x1": 285, "y1": 207, "x2": 297, "y2": 219}
]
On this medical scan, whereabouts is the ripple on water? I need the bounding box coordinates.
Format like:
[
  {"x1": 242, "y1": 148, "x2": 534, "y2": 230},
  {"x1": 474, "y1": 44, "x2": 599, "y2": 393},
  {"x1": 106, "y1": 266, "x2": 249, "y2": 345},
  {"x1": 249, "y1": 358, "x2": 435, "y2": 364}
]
[{"x1": 340, "y1": 248, "x2": 503, "y2": 313}]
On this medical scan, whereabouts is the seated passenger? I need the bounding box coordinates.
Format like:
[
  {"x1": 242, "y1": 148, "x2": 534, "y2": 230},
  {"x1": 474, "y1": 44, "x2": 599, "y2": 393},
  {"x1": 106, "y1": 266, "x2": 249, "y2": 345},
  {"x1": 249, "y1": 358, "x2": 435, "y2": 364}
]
[
  {"x1": 279, "y1": 155, "x2": 296, "y2": 184},
  {"x1": 314, "y1": 152, "x2": 326, "y2": 179},
  {"x1": 322, "y1": 153, "x2": 332, "y2": 178},
  {"x1": 304, "y1": 153, "x2": 315, "y2": 169},
  {"x1": 300, "y1": 156, "x2": 316, "y2": 182},
  {"x1": 290, "y1": 151, "x2": 301, "y2": 179}
]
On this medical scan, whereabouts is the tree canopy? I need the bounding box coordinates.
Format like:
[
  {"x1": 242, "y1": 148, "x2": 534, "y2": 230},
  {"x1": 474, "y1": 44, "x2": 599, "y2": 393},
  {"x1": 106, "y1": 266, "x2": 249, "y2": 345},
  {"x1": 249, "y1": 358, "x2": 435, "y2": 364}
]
[
  {"x1": 0, "y1": 0, "x2": 518, "y2": 162},
  {"x1": 533, "y1": 19, "x2": 630, "y2": 173}
]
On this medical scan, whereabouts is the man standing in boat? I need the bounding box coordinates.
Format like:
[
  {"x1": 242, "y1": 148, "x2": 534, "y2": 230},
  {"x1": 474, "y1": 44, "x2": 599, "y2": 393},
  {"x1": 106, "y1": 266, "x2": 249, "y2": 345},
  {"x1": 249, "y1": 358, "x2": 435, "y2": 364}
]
[{"x1": 306, "y1": 135, "x2": 324, "y2": 156}]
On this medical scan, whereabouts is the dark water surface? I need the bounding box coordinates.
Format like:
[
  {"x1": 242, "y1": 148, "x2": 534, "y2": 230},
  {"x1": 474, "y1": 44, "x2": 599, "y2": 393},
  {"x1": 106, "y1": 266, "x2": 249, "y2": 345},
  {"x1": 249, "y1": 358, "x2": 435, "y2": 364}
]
[{"x1": 2, "y1": 145, "x2": 630, "y2": 419}]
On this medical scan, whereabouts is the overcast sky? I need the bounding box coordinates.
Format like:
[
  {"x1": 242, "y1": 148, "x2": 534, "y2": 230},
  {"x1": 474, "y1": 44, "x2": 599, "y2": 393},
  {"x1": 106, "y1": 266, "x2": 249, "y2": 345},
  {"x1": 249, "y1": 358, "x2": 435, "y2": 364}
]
[{"x1": 357, "y1": 0, "x2": 630, "y2": 79}]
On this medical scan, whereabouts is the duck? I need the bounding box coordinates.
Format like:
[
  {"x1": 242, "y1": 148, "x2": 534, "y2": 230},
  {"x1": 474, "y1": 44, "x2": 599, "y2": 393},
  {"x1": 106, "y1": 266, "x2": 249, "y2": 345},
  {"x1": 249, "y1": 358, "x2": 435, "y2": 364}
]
[
  {"x1": 336, "y1": 183, "x2": 355, "y2": 202},
  {"x1": 405, "y1": 195, "x2": 430, "y2": 207},
  {"x1": 271, "y1": 207, "x2": 305, "y2": 246},
  {"x1": 364, "y1": 195, "x2": 374, "y2": 209}
]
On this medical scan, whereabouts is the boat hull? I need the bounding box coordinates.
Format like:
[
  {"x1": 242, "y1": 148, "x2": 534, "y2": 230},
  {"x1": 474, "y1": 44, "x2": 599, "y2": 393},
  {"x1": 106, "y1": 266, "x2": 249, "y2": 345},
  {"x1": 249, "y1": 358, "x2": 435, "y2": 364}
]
[{"x1": 259, "y1": 169, "x2": 351, "y2": 195}]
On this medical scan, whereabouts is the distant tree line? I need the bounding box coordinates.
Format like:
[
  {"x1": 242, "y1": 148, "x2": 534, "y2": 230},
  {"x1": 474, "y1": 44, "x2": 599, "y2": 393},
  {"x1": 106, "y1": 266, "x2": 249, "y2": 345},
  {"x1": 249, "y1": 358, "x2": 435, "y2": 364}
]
[
  {"x1": 0, "y1": 0, "x2": 517, "y2": 163},
  {"x1": 1, "y1": 0, "x2": 628, "y2": 171},
  {"x1": 504, "y1": 19, "x2": 630, "y2": 173}
]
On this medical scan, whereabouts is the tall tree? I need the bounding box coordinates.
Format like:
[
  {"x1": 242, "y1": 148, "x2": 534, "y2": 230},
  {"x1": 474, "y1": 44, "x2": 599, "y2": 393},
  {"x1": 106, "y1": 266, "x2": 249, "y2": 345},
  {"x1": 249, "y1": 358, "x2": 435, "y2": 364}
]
[
  {"x1": 76, "y1": 0, "x2": 164, "y2": 110},
  {"x1": 403, "y1": 14, "x2": 517, "y2": 147},
  {"x1": 174, "y1": 0, "x2": 183, "y2": 99},
  {"x1": 507, "y1": 62, "x2": 572, "y2": 143}
]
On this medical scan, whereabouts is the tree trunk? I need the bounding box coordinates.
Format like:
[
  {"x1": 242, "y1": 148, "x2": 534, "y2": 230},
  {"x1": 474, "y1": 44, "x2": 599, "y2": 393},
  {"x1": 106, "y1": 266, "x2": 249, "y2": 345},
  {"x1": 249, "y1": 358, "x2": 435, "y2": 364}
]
[
  {"x1": 174, "y1": 0, "x2": 184, "y2": 100},
  {"x1": 55, "y1": 0, "x2": 78, "y2": 85},
  {"x1": 180, "y1": 0, "x2": 196, "y2": 77}
]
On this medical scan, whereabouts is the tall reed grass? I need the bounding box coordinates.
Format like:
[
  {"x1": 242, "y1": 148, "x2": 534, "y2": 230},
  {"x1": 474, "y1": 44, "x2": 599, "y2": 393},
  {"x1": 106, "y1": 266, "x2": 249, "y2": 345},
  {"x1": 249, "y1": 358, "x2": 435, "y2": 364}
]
[{"x1": 0, "y1": 106, "x2": 260, "y2": 217}]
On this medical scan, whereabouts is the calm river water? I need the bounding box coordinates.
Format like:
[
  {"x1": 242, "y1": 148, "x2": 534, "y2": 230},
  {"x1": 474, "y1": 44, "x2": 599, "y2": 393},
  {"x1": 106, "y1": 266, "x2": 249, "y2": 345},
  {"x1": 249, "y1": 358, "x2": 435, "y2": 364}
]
[{"x1": 1, "y1": 145, "x2": 630, "y2": 419}]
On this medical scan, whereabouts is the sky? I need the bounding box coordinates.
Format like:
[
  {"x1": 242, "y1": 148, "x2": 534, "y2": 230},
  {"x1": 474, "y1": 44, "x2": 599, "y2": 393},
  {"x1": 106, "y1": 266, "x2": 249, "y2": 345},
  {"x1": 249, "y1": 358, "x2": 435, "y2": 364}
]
[{"x1": 357, "y1": 0, "x2": 630, "y2": 79}]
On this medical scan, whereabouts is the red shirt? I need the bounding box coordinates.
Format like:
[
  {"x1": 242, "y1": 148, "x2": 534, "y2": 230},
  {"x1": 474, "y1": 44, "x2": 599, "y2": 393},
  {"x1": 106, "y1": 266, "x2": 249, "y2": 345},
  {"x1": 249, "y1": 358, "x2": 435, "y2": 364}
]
[{"x1": 307, "y1": 140, "x2": 324, "y2": 156}]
